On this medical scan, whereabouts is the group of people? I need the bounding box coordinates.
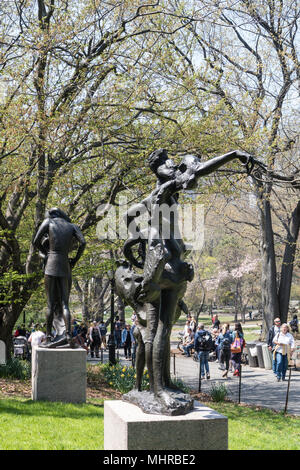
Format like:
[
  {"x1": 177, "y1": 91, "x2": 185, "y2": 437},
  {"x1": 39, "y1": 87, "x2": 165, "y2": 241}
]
[
  {"x1": 76, "y1": 316, "x2": 137, "y2": 360},
  {"x1": 14, "y1": 323, "x2": 46, "y2": 351},
  {"x1": 181, "y1": 315, "x2": 246, "y2": 379},
  {"x1": 12, "y1": 316, "x2": 136, "y2": 360},
  {"x1": 267, "y1": 317, "x2": 296, "y2": 381},
  {"x1": 181, "y1": 313, "x2": 298, "y2": 382}
]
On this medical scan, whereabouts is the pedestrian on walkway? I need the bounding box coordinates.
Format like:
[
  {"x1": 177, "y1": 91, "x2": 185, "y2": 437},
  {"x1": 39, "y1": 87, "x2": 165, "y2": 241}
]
[
  {"x1": 194, "y1": 323, "x2": 213, "y2": 380},
  {"x1": 218, "y1": 325, "x2": 232, "y2": 378},
  {"x1": 182, "y1": 328, "x2": 195, "y2": 357},
  {"x1": 212, "y1": 314, "x2": 220, "y2": 330},
  {"x1": 267, "y1": 317, "x2": 281, "y2": 376},
  {"x1": 28, "y1": 324, "x2": 46, "y2": 350},
  {"x1": 114, "y1": 316, "x2": 122, "y2": 349},
  {"x1": 273, "y1": 323, "x2": 295, "y2": 382},
  {"x1": 89, "y1": 321, "x2": 102, "y2": 358},
  {"x1": 121, "y1": 324, "x2": 135, "y2": 359},
  {"x1": 99, "y1": 320, "x2": 107, "y2": 350},
  {"x1": 289, "y1": 315, "x2": 299, "y2": 335},
  {"x1": 230, "y1": 323, "x2": 245, "y2": 377}
]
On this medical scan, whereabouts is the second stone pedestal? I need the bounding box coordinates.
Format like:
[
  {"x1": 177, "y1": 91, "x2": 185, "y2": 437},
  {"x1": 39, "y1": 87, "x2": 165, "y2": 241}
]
[
  {"x1": 32, "y1": 347, "x2": 86, "y2": 403},
  {"x1": 104, "y1": 400, "x2": 228, "y2": 450}
]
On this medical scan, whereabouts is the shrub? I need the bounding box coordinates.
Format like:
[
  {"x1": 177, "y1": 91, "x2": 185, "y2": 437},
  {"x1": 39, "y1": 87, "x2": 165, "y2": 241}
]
[
  {"x1": 172, "y1": 377, "x2": 190, "y2": 394},
  {"x1": 100, "y1": 363, "x2": 150, "y2": 394},
  {"x1": 0, "y1": 358, "x2": 31, "y2": 380},
  {"x1": 209, "y1": 383, "x2": 228, "y2": 402}
]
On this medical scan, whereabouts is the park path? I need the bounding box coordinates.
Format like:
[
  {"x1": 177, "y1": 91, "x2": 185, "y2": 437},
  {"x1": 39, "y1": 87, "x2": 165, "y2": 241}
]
[
  {"x1": 169, "y1": 346, "x2": 300, "y2": 416},
  {"x1": 88, "y1": 345, "x2": 300, "y2": 416}
]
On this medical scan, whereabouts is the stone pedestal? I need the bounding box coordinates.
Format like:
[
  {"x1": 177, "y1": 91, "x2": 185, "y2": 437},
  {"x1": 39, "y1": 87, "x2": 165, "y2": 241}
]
[
  {"x1": 32, "y1": 347, "x2": 86, "y2": 403},
  {"x1": 104, "y1": 400, "x2": 228, "y2": 450}
]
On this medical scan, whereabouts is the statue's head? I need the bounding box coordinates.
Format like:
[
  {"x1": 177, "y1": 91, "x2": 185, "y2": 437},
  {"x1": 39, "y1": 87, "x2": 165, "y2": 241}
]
[
  {"x1": 148, "y1": 148, "x2": 177, "y2": 183},
  {"x1": 177, "y1": 154, "x2": 202, "y2": 189},
  {"x1": 115, "y1": 261, "x2": 143, "y2": 305},
  {"x1": 178, "y1": 154, "x2": 201, "y2": 174},
  {"x1": 148, "y1": 148, "x2": 168, "y2": 172},
  {"x1": 46, "y1": 207, "x2": 71, "y2": 223}
]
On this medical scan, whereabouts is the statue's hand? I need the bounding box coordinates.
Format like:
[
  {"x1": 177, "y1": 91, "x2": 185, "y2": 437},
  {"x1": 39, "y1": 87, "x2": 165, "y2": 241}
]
[
  {"x1": 237, "y1": 151, "x2": 255, "y2": 175},
  {"x1": 236, "y1": 150, "x2": 252, "y2": 163},
  {"x1": 69, "y1": 258, "x2": 76, "y2": 269}
]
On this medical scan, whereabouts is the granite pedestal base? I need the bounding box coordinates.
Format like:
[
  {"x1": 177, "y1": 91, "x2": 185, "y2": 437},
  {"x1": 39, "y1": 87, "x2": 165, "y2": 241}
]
[
  {"x1": 32, "y1": 347, "x2": 86, "y2": 403},
  {"x1": 104, "y1": 400, "x2": 228, "y2": 450}
]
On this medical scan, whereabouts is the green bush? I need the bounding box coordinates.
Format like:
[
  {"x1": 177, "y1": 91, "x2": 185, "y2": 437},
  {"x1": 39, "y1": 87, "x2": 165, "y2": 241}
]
[
  {"x1": 209, "y1": 383, "x2": 228, "y2": 402},
  {"x1": 0, "y1": 358, "x2": 31, "y2": 380}
]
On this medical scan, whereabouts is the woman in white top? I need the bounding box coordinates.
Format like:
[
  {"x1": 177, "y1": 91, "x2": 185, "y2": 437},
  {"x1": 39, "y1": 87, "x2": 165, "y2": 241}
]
[{"x1": 273, "y1": 323, "x2": 295, "y2": 381}]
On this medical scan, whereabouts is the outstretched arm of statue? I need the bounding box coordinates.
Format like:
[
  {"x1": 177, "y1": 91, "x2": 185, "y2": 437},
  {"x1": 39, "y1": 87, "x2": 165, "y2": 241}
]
[{"x1": 194, "y1": 150, "x2": 255, "y2": 178}]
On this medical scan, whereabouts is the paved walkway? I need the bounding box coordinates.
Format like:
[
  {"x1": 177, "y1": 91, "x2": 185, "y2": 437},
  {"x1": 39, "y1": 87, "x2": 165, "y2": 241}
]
[
  {"x1": 87, "y1": 346, "x2": 300, "y2": 416},
  {"x1": 170, "y1": 350, "x2": 300, "y2": 416}
]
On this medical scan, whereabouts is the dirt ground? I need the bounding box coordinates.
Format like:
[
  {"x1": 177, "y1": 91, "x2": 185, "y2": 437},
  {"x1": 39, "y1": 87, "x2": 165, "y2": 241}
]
[{"x1": 0, "y1": 374, "x2": 122, "y2": 402}]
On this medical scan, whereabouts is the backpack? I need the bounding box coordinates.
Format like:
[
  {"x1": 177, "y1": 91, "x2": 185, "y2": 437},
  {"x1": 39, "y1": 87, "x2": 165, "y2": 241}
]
[
  {"x1": 196, "y1": 332, "x2": 213, "y2": 351},
  {"x1": 221, "y1": 337, "x2": 231, "y2": 351},
  {"x1": 290, "y1": 319, "x2": 298, "y2": 332},
  {"x1": 230, "y1": 334, "x2": 244, "y2": 353}
]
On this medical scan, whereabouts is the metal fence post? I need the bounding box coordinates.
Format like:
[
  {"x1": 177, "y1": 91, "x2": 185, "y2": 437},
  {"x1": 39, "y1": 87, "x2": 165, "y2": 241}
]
[
  {"x1": 284, "y1": 367, "x2": 292, "y2": 414},
  {"x1": 238, "y1": 365, "x2": 242, "y2": 404},
  {"x1": 198, "y1": 358, "x2": 202, "y2": 393},
  {"x1": 173, "y1": 353, "x2": 176, "y2": 376}
]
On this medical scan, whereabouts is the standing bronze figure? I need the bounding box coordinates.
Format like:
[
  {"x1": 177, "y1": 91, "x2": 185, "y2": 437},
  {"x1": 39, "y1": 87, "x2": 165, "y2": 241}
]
[
  {"x1": 33, "y1": 208, "x2": 86, "y2": 348},
  {"x1": 115, "y1": 149, "x2": 255, "y2": 415}
]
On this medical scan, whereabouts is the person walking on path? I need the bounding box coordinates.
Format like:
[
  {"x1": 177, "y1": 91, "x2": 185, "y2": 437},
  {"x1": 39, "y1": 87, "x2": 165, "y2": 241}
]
[
  {"x1": 289, "y1": 315, "x2": 299, "y2": 335},
  {"x1": 99, "y1": 320, "x2": 107, "y2": 350},
  {"x1": 230, "y1": 322, "x2": 245, "y2": 377},
  {"x1": 194, "y1": 323, "x2": 213, "y2": 380},
  {"x1": 121, "y1": 324, "x2": 135, "y2": 360},
  {"x1": 267, "y1": 317, "x2": 281, "y2": 377},
  {"x1": 273, "y1": 323, "x2": 295, "y2": 382},
  {"x1": 212, "y1": 314, "x2": 220, "y2": 331},
  {"x1": 28, "y1": 325, "x2": 46, "y2": 350},
  {"x1": 182, "y1": 328, "x2": 195, "y2": 357},
  {"x1": 218, "y1": 325, "x2": 232, "y2": 378},
  {"x1": 114, "y1": 316, "x2": 122, "y2": 349},
  {"x1": 89, "y1": 321, "x2": 102, "y2": 358}
]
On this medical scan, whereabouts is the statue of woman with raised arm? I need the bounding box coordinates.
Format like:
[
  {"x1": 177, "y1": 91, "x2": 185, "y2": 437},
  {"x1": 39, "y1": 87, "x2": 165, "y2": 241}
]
[{"x1": 115, "y1": 149, "x2": 255, "y2": 415}]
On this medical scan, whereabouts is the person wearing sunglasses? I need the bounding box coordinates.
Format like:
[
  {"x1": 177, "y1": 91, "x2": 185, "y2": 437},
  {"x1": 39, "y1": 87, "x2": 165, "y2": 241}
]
[{"x1": 267, "y1": 318, "x2": 281, "y2": 377}]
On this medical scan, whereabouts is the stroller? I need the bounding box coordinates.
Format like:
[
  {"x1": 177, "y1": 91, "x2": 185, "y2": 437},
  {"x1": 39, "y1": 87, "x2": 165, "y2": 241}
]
[{"x1": 13, "y1": 336, "x2": 30, "y2": 360}]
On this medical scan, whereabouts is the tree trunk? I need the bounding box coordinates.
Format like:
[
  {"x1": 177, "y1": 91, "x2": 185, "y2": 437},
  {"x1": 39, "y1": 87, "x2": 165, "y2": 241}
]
[
  {"x1": 255, "y1": 181, "x2": 280, "y2": 338},
  {"x1": 0, "y1": 278, "x2": 39, "y2": 360},
  {"x1": 278, "y1": 200, "x2": 300, "y2": 323}
]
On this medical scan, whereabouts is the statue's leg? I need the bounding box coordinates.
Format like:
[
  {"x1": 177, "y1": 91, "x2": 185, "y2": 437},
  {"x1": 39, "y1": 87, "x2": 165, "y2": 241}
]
[
  {"x1": 144, "y1": 302, "x2": 158, "y2": 393},
  {"x1": 134, "y1": 329, "x2": 145, "y2": 391},
  {"x1": 44, "y1": 275, "x2": 56, "y2": 340},
  {"x1": 59, "y1": 277, "x2": 72, "y2": 341},
  {"x1": 153, "y1": 289, "x2": 178, "y2": 404},
  {"x1": 163, "y1": 330, "x2": 172, "y2": 388},
  {"x1": 163, "y1": 303, "x2": 182, "y2": 389}
]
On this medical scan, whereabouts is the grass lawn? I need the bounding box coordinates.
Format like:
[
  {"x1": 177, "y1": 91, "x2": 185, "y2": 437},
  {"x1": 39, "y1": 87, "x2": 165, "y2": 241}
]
[
  {"x1": 206, "y1": 401, "x2": 300, "y2": 450},
  {"x1": 0, "y1": 395, "x2": 299, "y2": 450},
  {"x1": 0, "y1": 397, "x2": 104, "y2": 450}
]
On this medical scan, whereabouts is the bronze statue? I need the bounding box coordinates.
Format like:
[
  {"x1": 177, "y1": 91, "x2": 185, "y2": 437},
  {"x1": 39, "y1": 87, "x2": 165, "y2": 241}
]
[
  {"x1": 33, "y1": 208, "x2": 86, "y2": 348},
  {"x1": 115, "y1": 149, "x2": 256, "y2": 415}
]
